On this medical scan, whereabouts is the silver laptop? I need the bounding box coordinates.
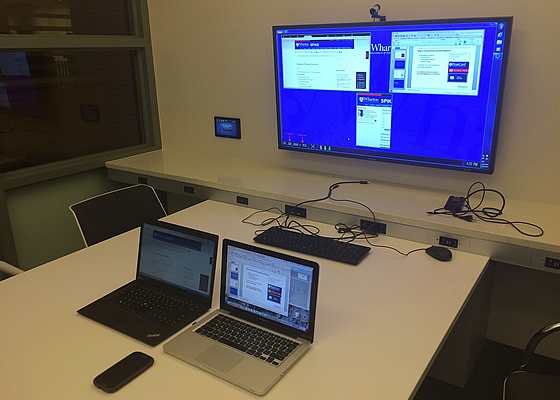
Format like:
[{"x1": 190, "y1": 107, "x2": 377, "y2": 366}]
[{"x1": 164, "y1": 239, "x2": 320, "y2": 395}]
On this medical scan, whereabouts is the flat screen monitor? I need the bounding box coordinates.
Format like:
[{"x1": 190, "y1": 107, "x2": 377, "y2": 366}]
[{"x1": 273, "y1": 17, "x2": 513, "y2": 173}]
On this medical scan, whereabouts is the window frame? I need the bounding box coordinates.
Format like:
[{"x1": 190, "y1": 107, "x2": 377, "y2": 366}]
[{"x1": 0, "y1": 0, "x2": 161, "y2": 190}]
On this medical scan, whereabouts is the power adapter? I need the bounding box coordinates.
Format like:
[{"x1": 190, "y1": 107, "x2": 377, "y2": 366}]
[{"x1": 444, "y1": 196, "x2": 466, "y2": 213}]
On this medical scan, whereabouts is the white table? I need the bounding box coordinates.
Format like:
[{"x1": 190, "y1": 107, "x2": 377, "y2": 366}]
[{"x1": 0, "y1": 201, "x2": 489, "y2": 399}]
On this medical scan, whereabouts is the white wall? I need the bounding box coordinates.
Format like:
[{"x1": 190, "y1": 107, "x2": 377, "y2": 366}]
[{"x1": 147, "y1": 0, "x2": 560, "y2": 205}]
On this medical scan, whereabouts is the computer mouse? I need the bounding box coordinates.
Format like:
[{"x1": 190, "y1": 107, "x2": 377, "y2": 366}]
[{"x1": 425, "y1": 245, "x2": 453, "y2": 262}]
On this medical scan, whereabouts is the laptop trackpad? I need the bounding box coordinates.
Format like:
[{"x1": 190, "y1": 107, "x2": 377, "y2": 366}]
[{"x1": 196, "y1": 345, "x2": 244, "y2": 373}]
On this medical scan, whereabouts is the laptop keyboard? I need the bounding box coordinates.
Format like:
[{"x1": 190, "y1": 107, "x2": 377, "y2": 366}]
[
  {"x1": 110, "y1": 284, "x2": 200, "y2": 327},
  {"x1": 195, "y1": 314, "x2": 299, "y2": 366}
]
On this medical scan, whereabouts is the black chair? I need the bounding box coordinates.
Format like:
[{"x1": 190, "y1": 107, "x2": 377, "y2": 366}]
[
  {"x1": 503, "y1": 322, "x2": 560, "y2": 400},
  {"x1": 70, "y1": 184, "x2": 167, "y2": 246}
]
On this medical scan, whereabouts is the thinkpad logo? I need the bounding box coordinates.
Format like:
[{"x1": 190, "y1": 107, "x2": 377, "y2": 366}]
[{"x1": 147, "y1": 333, "x2": 160, "y2": 338}]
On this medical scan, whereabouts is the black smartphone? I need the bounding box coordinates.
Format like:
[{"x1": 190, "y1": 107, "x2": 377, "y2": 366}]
[{"x1": 93, "y1": 352, "x2": 154, "y2": 393}]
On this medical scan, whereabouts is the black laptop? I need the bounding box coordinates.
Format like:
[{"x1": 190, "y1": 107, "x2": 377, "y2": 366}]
[{"x1": 78, "y1": 220, "x2": 219, "y2": 346}]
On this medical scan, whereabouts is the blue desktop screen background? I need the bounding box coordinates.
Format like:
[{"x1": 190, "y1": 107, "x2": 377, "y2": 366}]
[{"x1": 274, "y1": 20, "x2": 509, "y2": 170}]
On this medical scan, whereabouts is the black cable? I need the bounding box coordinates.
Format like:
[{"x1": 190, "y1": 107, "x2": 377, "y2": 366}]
[
  {"x1": 282, "y1": 180, "x2": 372, "y2": 229},
  {"x1": 242, "y1": 181, "x2": 432, "y2": 258},
  {"x1": 241, "y1": 181, "x2": 375, "y2": 234},
  {"x1": 370, "y1": 245, "x2": 426, "y2": 257},
  {"x1": 427, "y1": 182, "x2": 544, "y2": 237}
]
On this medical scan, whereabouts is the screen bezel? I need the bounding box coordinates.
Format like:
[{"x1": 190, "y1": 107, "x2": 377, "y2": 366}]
[
  {"x1": 136, "y1": 219, "x2": 219, "y2": 304},
  {"x1": 272, "y1": 16, "x2": 513, "y2": 174},
  {"x1": 220, "y1": 239, "x2": 319, "y2": 342}
]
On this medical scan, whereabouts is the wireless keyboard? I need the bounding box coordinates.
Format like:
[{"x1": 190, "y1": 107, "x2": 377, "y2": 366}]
[{"x1": 253, "y1": 226, "x2": 370, "y2": 265}]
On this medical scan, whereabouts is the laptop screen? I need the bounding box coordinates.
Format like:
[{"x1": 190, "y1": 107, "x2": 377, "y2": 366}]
[
  {"x1": 137, "y1": 222, "x2": 217, "y2": 297},
  {"x1": 224, "y1": 243, "x2": 315, "y2": 333}
]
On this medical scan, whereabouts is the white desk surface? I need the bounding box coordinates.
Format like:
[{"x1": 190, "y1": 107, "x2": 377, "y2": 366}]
[
  {"x1": 0, "y1": 201, "x2": 489, "y2": 399},
  {"x1": 106, "y1": 149, "x2": 560, "y2": 255}
]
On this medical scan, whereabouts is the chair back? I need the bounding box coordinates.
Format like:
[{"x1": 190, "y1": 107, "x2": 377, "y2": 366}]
[
  {"x1": 503, "y1": 322, "x2": 560, "y2": 400},
  {"x1": 70, "y1": 184, "x2": 167, "y2": 246}
]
